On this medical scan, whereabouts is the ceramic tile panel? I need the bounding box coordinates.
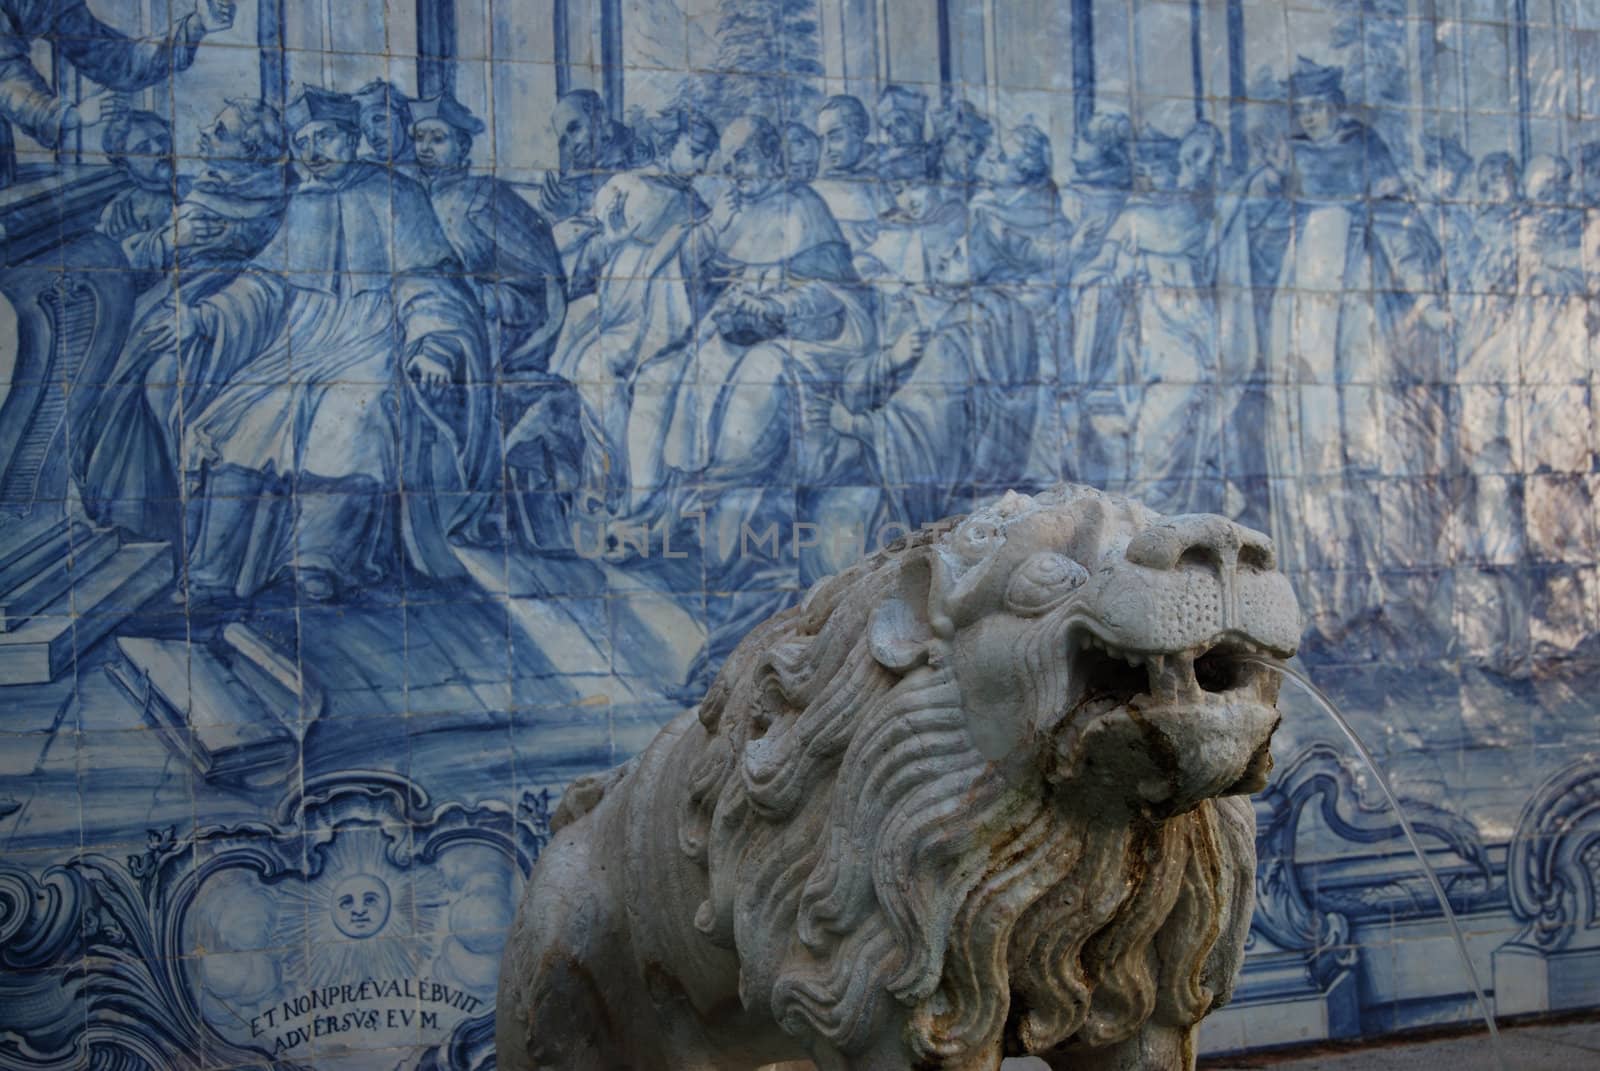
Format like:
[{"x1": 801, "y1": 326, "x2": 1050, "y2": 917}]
[{"x1": 1, "y1": 1, "x2": 1599, "y2": 1067}]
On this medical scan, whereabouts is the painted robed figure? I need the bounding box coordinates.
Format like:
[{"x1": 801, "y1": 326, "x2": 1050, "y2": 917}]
[
  {"x1": 545, "y1": 108, "x2": 718, "y2": 524},
  {"x1": 668, "y1": 115, "x2": 877, "y2": 689},
  {"x1": 175, "y1": 88, "x2": 498, "y2": 602},
  {"x1": 1264, "y1": 57, "x2": 1450, "y2": 650},
  {"x1": 411, "y1": 93, "x2": 572, "y2": 549},
  {"x1": 72, "y1": 98, "x2": 291, "y2": 546}
]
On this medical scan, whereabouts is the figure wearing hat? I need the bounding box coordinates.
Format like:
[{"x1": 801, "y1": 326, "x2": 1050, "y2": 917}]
[
  {"x1": 1263, "y1": 56, "x2": 1450, "y2": 653},
  {"x1": 171, "y1": 85, "x2": 498, "y2": 603},
  {"x1": 412, "y1": 94, "x2": 566, "y2": 377},
  {"x1": 353, "y1": 79, "x2": 417, "y2": 169},
  {"x1": 930, "y1": 100, "x2": 994, "y2": 186},
  {"x1": 411, "y1": 93, "x2": 576, "y2": 549},
  {"x1": 876, "y1": 84, "x2": 932, "y2": 181}
]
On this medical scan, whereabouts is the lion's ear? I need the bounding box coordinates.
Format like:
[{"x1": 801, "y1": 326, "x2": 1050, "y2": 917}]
[{"x1": 869, "y1": 551, "x2": 937, "y2": 672}]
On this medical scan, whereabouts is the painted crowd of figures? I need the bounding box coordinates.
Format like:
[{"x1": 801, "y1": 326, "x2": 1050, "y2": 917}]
[{"x1": 58, "y1": 53, "x2": 1598, "y2": 689}]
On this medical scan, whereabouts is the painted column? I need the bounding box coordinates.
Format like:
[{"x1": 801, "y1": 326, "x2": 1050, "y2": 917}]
[
  {"x1": 555, "y1": 0, "x2": 571, "y2": 97},
  {"x1": 258, "y1": 0, "x2": 288, "y2": 114},
  {"x1": 930, "y1": 0, "x2": 986, "y2": 102},
  {"x1": 876, "y1": 0, "x2": 892, "y2": 84},
  {"x1": 1072, "y1": 0, "x2": 1094, "y2": 128},
  {"x1": 1514, "y1": 0, "x2": 1532, "y2": 162},
  {"x1": 417, "y1": 0, "x2": 458, "y2": 100},
  {"x1": 937, "y1": 0, "x2": 954, "y2": 94},
  {"x1": 1190, "y1": 0, "x2": 1205, "y2": 120},
  {"x1": 601, "y1": 0, "x2": 623, "y2": 117},
  {"x1": 1406, "y1": 0, "x2": 1425, "y2": 168},
  {"x1": 983, "y1": 0, "x2": 999, "y2": 119},
  {"x1": 838, "y1": 0, "x2": 880, "y2": 103},
  {"x1": 1416, "y1": 0, "x2": 1439, "y2": 116},
  {"x1": 1226, "y1": 0, "x2": 1247, "y2": 174},
  {"x1": 1554, "y1": 0, "x2": 1572, "y2": 156}
]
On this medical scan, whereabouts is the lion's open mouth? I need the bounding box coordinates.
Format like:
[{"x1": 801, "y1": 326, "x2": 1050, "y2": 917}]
[
  {"x1": 1054, "y1": 627, "x2": 1282, "y2": 805},
  {"x1": 1066, "y1": 628, "x2": 1270, "y2": 711}
]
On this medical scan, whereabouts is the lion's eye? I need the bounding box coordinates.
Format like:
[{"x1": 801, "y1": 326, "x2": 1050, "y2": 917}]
[
  {"x1": 955, "y1": 519, "x2": 1002, "y2": 559},
  {"x1": 1023, "y1": 553, "x2": 1082, "y2": 587},
  {"x1": 1007, "y1": 552, "x2": 1088, "y2": 612}
]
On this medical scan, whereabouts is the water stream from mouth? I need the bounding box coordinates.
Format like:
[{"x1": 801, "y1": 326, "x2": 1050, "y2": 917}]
[{"x1": 1244, "y1": 656, "x2": 1507, "y2": 1071}]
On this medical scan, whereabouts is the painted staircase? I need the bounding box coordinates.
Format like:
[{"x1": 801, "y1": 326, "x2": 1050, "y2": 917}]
[{"x1": 0, "y1": 515, "x2": 172, "y2": 684}]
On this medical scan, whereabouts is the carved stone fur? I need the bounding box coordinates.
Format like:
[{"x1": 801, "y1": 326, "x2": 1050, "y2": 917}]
[{"x1": 498, "y1": 485, "x2": 1300, "y2": 1070}]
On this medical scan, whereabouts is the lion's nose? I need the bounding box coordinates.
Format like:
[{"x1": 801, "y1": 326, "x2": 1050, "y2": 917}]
[{"x1": 1123, "y1": 515, "x2": 1275, "y2": 575}]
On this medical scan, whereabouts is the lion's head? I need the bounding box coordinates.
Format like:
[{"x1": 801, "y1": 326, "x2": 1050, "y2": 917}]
[{"x1": 679, "y1": 486, "x2": 1300, "y2": 1065}]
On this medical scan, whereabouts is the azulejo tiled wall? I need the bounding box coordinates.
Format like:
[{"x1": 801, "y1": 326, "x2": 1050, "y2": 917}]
[{"x1": 1, "y1": 0, "x2": 1598, "y2": 1066}]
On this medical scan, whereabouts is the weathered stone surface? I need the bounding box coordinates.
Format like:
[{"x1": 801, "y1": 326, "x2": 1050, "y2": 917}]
[{"x1": 497, "y1": 485, "x2": 1301, "y2": 1070}]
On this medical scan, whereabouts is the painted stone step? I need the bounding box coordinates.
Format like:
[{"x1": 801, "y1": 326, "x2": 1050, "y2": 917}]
[
  {"x1": 0, "y1": 543, "x2": 173, "y2": 685},
  {"x1": 110, "y1": 637, "x2": 293, "y2": 785},
  {"x1": 0, "y1": 515, "x2": 72, "y2": 573},
  {"x1": 0, "y1": 526, "x2": 119, "y2": 632},
  {"x1": 0, "y1": 516, "x2": 84, "y2": 595}
]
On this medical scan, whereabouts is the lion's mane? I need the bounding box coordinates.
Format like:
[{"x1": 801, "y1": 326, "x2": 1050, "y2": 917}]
[{"x1": 677, "y1": 521, "x2": 1255, "y2": 1064}]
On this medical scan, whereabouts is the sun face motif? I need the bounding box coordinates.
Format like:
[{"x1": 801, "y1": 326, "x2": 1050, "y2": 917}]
[
  {"x1": 277, "y1": 829, "x2": 443, "y2": 989},
  {"x1": 331, "y1": 873, "x2": 391, "y2": 939}
]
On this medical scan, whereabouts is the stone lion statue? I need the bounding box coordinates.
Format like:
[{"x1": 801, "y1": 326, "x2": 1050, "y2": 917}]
[{"x1": 498, "y1": 486, "x2": 1301, "y2": 1070}]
